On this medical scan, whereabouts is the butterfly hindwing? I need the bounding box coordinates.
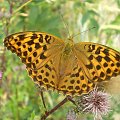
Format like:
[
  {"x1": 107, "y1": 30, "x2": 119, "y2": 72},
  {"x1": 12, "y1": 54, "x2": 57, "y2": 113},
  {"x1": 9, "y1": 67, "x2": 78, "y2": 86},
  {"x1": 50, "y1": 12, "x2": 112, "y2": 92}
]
[
  {"x1": 27, "y1": 59, "x2": 58, "y2": 90},
  {"x1": 58, "y1": 62, "x2": 95, "y2": 96}
]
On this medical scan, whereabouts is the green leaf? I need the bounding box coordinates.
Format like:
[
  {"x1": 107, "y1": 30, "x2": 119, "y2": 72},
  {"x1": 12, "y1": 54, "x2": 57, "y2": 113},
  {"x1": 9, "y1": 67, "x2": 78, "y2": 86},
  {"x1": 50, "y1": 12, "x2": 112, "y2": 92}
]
[{"x1": 28, "y1": 111, "x2": 36, "y2": 120}]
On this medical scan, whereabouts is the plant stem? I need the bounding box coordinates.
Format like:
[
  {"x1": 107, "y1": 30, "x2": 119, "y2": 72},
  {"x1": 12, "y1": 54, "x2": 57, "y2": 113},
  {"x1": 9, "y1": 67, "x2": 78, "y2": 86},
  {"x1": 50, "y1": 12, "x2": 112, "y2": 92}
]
[
  {"x1": 13, "y1": 0, "x2": 32, "y2": 16},
  {"x1": 41, "y1": 97, "x2": 68, "y2": 120},
  {"x1": 40, "y1": 90, "x2": 47, "y2": 111},
  {"x1": 67, "y1": 96, "x2": 76, "y2": 105}
]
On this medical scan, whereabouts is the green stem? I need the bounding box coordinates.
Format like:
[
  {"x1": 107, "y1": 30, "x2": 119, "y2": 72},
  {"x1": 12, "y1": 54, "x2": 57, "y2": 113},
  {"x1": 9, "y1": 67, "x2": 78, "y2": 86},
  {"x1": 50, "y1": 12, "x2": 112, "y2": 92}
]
[
  {"x1": 13, "y1": 0, "x2": 32, "y2": 16},
  {"x1": 15, "y1": 79, "x2": 20, "y2": 120}
]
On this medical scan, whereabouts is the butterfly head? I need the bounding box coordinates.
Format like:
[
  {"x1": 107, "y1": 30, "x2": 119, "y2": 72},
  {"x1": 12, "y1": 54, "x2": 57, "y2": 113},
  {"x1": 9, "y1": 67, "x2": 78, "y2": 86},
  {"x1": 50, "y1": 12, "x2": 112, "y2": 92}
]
[
  {"x1": 68, "y1": 36, "x2": 73, "y2": 41},
  {"x1": 64, "y1": 38, "x2": 74, "y2": 56}
]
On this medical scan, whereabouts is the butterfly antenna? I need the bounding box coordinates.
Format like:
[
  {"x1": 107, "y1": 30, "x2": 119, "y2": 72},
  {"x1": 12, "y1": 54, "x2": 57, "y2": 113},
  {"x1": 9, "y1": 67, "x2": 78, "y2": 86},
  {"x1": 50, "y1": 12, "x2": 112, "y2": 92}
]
[
  {"x1": 72, "y1": 26, "x2": 96, "y2": 38},
  {"x1": 59, "y1": 11, "x2": 71, "y2": 38}
]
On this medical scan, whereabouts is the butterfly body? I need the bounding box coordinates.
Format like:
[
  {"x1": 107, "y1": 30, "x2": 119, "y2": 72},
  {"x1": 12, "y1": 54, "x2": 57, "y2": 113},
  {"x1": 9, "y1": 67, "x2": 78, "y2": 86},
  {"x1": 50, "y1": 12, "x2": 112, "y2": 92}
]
[{"x1": 4, "y1": 31, "x2": 120, "y2": 96}]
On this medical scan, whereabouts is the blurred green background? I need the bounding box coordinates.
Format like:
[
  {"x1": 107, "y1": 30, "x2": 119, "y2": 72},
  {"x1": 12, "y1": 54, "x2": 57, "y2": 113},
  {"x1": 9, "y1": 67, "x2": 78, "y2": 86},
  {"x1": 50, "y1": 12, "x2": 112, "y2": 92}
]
[{"x1": 0, "y1": 0, "x2": 120, "y2": 120}]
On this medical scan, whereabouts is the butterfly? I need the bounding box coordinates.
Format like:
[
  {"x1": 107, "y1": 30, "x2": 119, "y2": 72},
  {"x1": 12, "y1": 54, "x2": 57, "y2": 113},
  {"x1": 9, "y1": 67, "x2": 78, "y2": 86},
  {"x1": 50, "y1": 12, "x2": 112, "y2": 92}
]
[{"x1": 4, "y1": 31, "x2": 120, "y2": 96}]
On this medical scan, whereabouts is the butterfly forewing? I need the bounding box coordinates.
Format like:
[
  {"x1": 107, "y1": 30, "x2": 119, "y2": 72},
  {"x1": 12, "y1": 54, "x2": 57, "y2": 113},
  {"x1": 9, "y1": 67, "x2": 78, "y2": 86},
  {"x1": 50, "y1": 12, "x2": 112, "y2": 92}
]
[
  {"x1": 4, "y1": 32, "x2": 65, "y2": 70},
  {"x1": 74, "y1": 42, "x2": 120, "y2": 83},
  {"x1": 4, "y1": 32, "x2": 65, "y2": 91}
]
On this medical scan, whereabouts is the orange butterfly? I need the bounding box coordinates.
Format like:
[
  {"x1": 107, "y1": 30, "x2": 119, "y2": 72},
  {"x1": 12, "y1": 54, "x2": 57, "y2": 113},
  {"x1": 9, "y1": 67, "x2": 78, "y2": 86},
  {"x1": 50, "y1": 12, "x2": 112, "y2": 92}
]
[{"x1": 4, "y1": 31, "x2": 120, "y2": 96}]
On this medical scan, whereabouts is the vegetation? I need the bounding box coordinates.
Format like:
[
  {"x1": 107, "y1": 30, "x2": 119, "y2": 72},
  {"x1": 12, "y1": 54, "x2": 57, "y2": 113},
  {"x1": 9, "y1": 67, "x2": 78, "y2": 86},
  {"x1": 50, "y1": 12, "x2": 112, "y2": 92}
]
[{"x1": 0, "y1": 0, "x2": 120, "y2": 120}]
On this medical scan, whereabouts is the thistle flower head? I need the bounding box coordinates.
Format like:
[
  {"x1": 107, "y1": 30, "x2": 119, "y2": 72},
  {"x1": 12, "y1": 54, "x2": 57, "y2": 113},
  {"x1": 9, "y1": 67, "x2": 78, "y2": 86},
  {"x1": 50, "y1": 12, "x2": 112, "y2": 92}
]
[
  {"x1": 66, "y1": 109, "x2": 76, "y2": 120},
  {"x1": 76, "y1": 87, "x2": 111, "y2": 120}
]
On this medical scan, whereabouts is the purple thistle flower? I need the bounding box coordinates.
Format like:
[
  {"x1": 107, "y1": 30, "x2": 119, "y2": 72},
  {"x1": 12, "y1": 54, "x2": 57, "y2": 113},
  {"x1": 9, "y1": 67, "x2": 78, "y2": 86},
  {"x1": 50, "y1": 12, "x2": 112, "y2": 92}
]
[
  {"x1": 0, "y1": 71, "x2": 2, "y2": 79},
  {"x1": 66, "y1": 109, "x2": 76, "y2": 120},
  {"x1": 76, "y1": 87, "x2": 111, "y2": 120}
]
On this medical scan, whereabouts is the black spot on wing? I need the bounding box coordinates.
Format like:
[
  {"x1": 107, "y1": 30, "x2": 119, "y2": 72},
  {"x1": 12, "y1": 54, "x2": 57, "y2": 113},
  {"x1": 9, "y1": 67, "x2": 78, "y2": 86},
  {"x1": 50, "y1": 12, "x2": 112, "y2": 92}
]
[
  {"x1": 103, "y1": 62, "x2": 108, "y2": 67},
  {"x1": 33, "y1": 52, "x2": 37, "y2": 57},
  {"x1": 17, "y1": 34, "x2": 26, "y2": 40},
  {"x1": 86, "y1": 63, "x2": 93, "y2": 69},
  {"x1": 103, "y1": 49, "x2": 109, "y2": 55},
  {"x1": 95, "y1": 47, "x2": 101, "y2": 54},
  {"x1": 27, "y1": 40, "x2": 34, "y2": 45},
  {"x1": 31, "y1": 34, "x2": 38, "y2": 39},
  {"x1": 45, "y1": 64, "x2": 52, "y2": 71},
  {"x1": 104, "y1": 56, "x2": 111, "y2": 62},
  {"x1": 16, "y1": 42, "x2": 21, "y2": 46},
  {"x1": 23, "y1": 51, "x2": 27, "y2": 56},
  {"x1": 40, "y1": 53, "x2": 47, "y2": 59},
  {"x1": 88, "y1": 55, "x2": 94, "y2": 60},
  {"x1": 28, "y1": 57, "x2": 32, "y2": 62},
  {"x1": 43, "y1": 45, "x2": 47, "y2": 51},
  {"x1": 35, "y1": 43, "x2": 41, "y2": 49},
  {"x1": 96, "y1": 65, "x2": 101, "y2": 70},
  {"x1": 100, "y1": 72, "x2": 105, "y2": 77},
  {"x1": 45, "y1": 35, "x2": 51, "y2": 44},
  {"x1": 96, "y1": 56, "x2": 102, "y2": 62},
  {"x1": 116, "y1": 62, "x2": 120, "y2": 67},
  {"x1": 70, "y1": 80, "x2": 75, "y2": 84},
  {"x1": 39, "y1": 34, "x2": 43, "y2": 43},
  {"x1": 28, "y1": 47, "x2": 32, "y2": 52}
]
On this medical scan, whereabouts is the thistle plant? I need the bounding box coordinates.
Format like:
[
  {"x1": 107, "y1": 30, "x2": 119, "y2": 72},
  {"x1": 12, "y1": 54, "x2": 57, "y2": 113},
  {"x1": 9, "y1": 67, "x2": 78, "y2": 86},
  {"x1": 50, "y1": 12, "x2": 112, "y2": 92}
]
[
  {"x1": 66, "y1": 109, "x2": 77, "y2": 120},
  {"x1": 76, "y1": 87, "x2": 111, "y2": 120},
  {"x1": 66, "y1": 87, "x2": 111, "y2": 120}
]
